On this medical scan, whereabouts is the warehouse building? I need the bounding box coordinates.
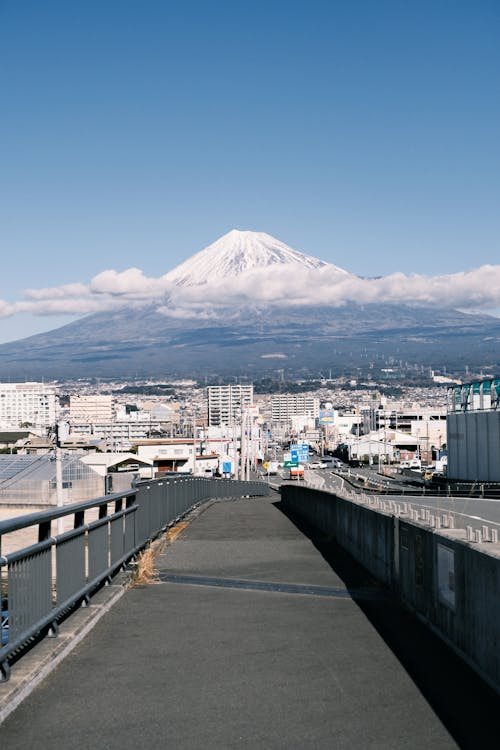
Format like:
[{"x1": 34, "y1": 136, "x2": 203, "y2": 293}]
[{"x1": 447, "y1": 377, "x2": 500, "y2": 482}]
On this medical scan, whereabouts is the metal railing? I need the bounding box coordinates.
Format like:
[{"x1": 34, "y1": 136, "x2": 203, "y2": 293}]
[{"x1": 0, "y1": 476, "x2": 268, "y2": 681}]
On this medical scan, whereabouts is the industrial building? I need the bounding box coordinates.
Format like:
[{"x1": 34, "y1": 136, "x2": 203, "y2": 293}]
[{"x1": 447, "y1": 377, "x2": 500, "y2": 482}]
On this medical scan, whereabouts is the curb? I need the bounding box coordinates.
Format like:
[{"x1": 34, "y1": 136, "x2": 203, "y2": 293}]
[
  {"x1": 0, "y1": 575, "x2": 129, "y2": 726},
  {"x1": 0, "y1": 497, "x2": 247, "y2": 725}
]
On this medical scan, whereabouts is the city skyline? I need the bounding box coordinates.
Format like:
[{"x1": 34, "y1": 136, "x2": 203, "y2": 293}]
[{"x1": 1, "y1": 1, "x2": 499, "y2": 342}]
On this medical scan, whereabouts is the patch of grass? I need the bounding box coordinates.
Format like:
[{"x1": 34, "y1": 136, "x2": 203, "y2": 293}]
[{"x1": 130, "y1": 538, "x2": 165, "y2": 586}]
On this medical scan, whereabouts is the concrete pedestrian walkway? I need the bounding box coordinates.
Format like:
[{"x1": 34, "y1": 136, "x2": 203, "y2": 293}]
[{"x1": 0, "y1": 495, "x2": 497, "y2": 748}]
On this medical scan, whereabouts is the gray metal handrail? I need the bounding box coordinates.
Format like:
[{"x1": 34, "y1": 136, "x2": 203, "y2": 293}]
[{"x1": 0, "y1": 475, "x2": 269, "y2": 681}]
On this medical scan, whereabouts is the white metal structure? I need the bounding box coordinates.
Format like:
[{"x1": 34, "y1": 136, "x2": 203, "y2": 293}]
[{"x1": 447, "y1": 377, "x2": 500, "y2": 482}]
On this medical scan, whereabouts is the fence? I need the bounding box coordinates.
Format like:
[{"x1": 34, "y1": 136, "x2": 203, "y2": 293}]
[{"x1": 0, "y1": 475, "x2": 268, "y2": 681}]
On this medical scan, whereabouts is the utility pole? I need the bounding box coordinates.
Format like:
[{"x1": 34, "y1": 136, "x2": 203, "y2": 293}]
[
  {"x1": 246, "y1": 414, "x2": 251, "y2": 479},
  {"x1": 192, "y1": 411, "x2": 197, "y2": 476},
  {"x1": 55, "y1": 423, "x2": 64, "y2": 535},
  {"x1": 240, "y1": 411, "x2": 246, "y2": 480}
]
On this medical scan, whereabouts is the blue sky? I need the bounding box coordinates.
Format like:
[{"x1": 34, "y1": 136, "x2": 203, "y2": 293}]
[{"x1": 0, "y1": 0, "x2": 499, "y2": 342}]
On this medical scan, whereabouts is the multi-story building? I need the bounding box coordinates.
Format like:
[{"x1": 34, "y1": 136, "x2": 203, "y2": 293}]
[
  {"x1": 271, "y1": 394, "x2": 319, "y2": 423},
  {"x1": 378, "y1": 407, "x2": 447, "y2": 438},
  {"x1": 68, "y1": 418, "x2": 163, "y2": 443},
  {"x1": 207, "y1": 385, "x2": 254, "y2": 427},
  {"x1": 69, "y1": 395, "x2": 113, "y2": 423},
  {"x1": 0, "y1": 382, "x2": 56, "y2": 430}
]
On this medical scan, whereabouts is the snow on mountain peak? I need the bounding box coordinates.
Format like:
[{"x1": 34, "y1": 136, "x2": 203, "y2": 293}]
[{"x1": 164, "y1": 229, "x2": 348, "y2": 287}]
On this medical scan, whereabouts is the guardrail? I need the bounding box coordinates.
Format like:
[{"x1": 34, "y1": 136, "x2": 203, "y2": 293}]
[{"x1": 0, "y1": 475, "x2": 268, "y2": 681}]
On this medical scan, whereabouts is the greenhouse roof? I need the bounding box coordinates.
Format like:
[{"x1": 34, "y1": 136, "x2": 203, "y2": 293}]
[{"x1": 0, "y1": 454, "x2": 100, "y2": 487}]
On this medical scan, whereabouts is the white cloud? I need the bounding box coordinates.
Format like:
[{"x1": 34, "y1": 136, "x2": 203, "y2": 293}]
[
  {"x1": 90, "y1": 268, "x2": 173, "y2": 298},
  {"x1": 163, "y1": 264, "x2": 500, "y2": 314},
  {"x1": 0, "y1": 263, "x2": 499, "y2": 322},
  {"x1": 23, "y1": 282, "x2": 90, "y2": 301},
  {"x1": 0, "y1": 301, "x2": 16, "y2": 318}
]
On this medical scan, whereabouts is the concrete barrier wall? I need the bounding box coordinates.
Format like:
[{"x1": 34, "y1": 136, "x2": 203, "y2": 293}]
[
  {"x1": 397, "y1": 520, "x2": 500, "y2": 686},
  {"x1": 281, "y1": 484, "x2": 500, "y2": 694}
]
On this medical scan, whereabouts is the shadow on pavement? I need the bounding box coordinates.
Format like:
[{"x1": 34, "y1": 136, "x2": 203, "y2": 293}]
[{"x1": 274, "y1": 499, "x2": 500, "y2": 750}]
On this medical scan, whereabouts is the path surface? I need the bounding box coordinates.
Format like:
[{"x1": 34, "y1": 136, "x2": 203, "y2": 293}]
[{"x1": 1, "y1": 495, "x2": 497, "y2": 748}]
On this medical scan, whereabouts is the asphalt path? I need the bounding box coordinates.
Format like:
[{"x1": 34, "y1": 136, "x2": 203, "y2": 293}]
[{"x1": 3, "y1": 495, "x2": 496, "y2": 748}]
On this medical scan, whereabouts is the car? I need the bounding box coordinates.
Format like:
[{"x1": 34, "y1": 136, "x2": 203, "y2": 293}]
[
  {"x1": 321, "y1": 457, "x2": 344, "y2": 469},
  {"x1": 307, "y1": 461, "x2": 326, "y2": 469}
]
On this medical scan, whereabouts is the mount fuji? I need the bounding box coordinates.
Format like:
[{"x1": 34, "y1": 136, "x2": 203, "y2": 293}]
[
  {"x1": 0, "y1": 229, "x2": 498, "y2": 379},
  {"x1": 163, "y1": 229, "x2": 345, "y2": 287}
]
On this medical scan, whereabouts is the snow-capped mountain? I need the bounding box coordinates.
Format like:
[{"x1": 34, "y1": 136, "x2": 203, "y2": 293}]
[
  {"x1": 164, "y1": 229, "x2": 349, "y2": 287},
  {"x1": 0, "y1": 227, "x2": 498, "y2": 380}
]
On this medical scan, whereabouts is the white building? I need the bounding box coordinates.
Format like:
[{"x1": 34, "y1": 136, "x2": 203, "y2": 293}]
[
  {"x1": 135, "y1": 439, "x2": 220, "y2": 476},
  {"x1": 347, "y1": 428, "x2": 430, "y2": 465},
  {"x1": 80, "y1": 452, "x2": 154, "y2": 484},
  {"x1": 271, "y1": 394, "x2": 319, "y2": 423},
  {"x1": 0, "y1": 382, "x2": 56, "y2": 430},
  {"x1": 207, "y1": 385, "x2": 254, "y2": 427},
  {"x1": 204, "y1": 422, "x2": 264, "y2": 476},
  {"x1": 69, "y1": 395, "x2": 113, "y2": 423},
  {"x1": 69, "y1": 418, "x2": 163, "y2": 442}
]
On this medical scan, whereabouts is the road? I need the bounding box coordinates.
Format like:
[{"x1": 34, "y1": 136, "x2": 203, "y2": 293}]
[{"x1": 269, "y1": 467, "x2": 500, "y2": 536}]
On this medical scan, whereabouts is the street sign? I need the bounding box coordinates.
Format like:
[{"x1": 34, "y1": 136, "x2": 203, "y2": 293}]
[
  {"x1": 284, "y1": 460, "x2": 299, "y2": 468},
  {"x1": 290, "y1": 443, "x2": 310, "y2": 463}
]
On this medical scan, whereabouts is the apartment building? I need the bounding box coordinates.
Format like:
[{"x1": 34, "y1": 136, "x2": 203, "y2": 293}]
[
  {"x1": 69, "y1": 395, "x2": 114, "y2": 423},
  {"x1": 271, "y1": 394, "x2": 319, "y2": 423},
  {"x1": 207, "y1": 384, "x2": 254, "y2": 427},
  {"x1": 0, "y1": 382, "x2": 56, "y2": 430}
]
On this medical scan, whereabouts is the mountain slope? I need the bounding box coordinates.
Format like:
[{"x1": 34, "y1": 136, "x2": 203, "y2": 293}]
[{"x1": 0, "y1": 300, "x2": 498, "y2": 379}]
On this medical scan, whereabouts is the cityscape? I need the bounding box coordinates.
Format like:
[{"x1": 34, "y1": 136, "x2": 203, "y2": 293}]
[
  {"x1": 0, "y1": 362, "x2": 497, "y2": 511},
  {"x1": 1, "y1": 1, "x2": 500, "y2": 746}
]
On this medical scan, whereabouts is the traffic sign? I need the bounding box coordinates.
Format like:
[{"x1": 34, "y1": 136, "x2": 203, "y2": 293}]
[{"x1": 290, "y1": 443, "x2": 310, "y2": 462}]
